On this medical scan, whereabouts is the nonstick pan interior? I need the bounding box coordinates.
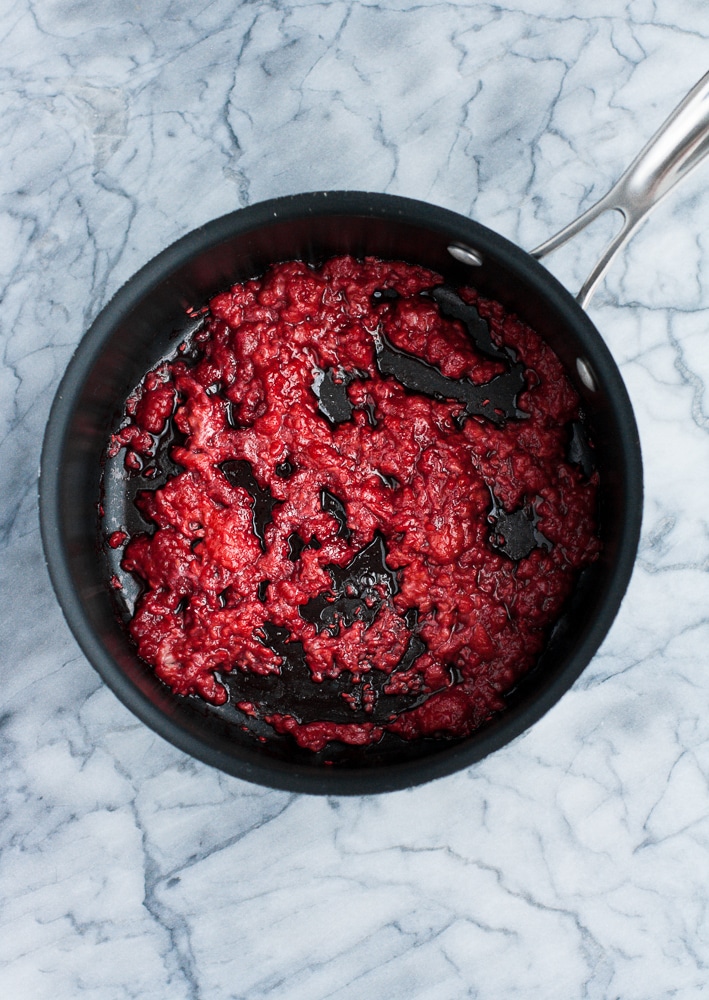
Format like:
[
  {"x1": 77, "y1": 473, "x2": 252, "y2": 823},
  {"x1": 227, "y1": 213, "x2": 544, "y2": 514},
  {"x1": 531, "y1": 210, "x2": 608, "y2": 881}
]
[{"x1": 40, "y1": 192, "x2": 642, "y2": 794}]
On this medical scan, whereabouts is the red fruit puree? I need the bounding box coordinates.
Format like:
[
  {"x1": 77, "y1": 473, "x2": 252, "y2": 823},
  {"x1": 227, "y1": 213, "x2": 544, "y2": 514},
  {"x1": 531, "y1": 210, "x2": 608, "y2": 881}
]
[{"x1": 106, "y1": 256, "x2": 599, "y2": 752}]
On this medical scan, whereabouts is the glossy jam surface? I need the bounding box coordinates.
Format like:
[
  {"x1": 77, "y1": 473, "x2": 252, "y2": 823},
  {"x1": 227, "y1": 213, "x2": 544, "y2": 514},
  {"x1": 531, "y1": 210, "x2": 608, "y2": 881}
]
[{"x1": 107, "y1": 257, "x2": 599, "y2": 751}]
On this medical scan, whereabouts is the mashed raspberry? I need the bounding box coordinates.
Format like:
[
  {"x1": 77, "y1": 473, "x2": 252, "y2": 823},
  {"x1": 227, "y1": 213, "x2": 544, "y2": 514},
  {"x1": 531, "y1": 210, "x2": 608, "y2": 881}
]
[{"x1": 106, "y1": 256, "x2": 599, "y2": 750}]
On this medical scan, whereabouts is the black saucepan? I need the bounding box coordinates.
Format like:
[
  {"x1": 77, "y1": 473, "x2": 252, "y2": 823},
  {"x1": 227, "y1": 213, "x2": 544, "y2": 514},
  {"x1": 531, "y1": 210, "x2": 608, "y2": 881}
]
[
  {"x1": 45, "y1": 67, "x2": 709, "y2": 793},
  {"x1": 39, "y1": 189, "x2": 643, "y2": 794}
]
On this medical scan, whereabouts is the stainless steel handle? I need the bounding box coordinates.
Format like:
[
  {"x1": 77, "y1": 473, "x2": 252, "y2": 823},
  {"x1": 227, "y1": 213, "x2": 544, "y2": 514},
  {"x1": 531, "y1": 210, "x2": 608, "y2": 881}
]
[{"x1": 531, "y1": 71, "x2": 709, "y2": 309}]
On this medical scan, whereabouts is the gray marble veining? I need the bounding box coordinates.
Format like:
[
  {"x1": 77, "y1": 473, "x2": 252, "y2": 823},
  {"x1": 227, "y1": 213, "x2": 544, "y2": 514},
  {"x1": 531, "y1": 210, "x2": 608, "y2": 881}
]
[{"x1": 2, "y1": 2, "x2": 709, "y2": 998}]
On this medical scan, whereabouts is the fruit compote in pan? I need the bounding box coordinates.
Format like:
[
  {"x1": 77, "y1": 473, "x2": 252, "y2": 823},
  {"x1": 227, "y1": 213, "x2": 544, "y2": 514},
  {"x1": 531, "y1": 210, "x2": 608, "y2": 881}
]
[{"x1": 103, "y1": 255, "x2": 600, "y2": 753}]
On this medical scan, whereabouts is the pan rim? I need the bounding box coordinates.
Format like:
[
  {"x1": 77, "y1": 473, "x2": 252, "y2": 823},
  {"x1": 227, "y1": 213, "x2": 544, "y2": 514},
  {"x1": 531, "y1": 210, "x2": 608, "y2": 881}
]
[{"x1": 39, "y1": 190, "x2": 643, "y2": 794}]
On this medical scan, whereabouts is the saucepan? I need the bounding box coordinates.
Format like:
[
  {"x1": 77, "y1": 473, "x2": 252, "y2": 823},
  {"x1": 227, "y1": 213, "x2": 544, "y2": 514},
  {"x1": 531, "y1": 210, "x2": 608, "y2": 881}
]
[{"x1": 39, "y1": 73, "x2": 709, "y2": 793}]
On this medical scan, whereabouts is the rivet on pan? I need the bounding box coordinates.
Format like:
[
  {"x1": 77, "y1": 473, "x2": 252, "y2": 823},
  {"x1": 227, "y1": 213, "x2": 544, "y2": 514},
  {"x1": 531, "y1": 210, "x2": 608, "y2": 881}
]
[
  {"x1": 576, "y1": 357, "x2": 598, "y2": 392},
  {"x1": 447, "y1": 244, "x2": 484, "y2": 267}
]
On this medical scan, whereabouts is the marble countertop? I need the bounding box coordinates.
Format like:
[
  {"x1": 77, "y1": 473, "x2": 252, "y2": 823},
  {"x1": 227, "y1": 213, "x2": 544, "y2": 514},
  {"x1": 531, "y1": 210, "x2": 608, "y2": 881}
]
[{"x1": 3, "y1": 2, "x2": 709, "y2": 997}]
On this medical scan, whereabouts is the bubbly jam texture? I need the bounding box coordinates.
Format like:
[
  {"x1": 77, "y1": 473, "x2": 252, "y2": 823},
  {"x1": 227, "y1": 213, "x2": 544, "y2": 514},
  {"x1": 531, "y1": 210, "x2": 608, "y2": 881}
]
[{"x1": 107, "y1": 256, "x2": 600, "y2": 752}]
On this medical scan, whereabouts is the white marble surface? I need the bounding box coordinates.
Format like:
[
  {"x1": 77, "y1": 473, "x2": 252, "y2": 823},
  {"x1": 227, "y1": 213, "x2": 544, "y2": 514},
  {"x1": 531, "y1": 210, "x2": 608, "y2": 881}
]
[{"x1": 2, "y1": 1, "x2": 709, "y2": 997}]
